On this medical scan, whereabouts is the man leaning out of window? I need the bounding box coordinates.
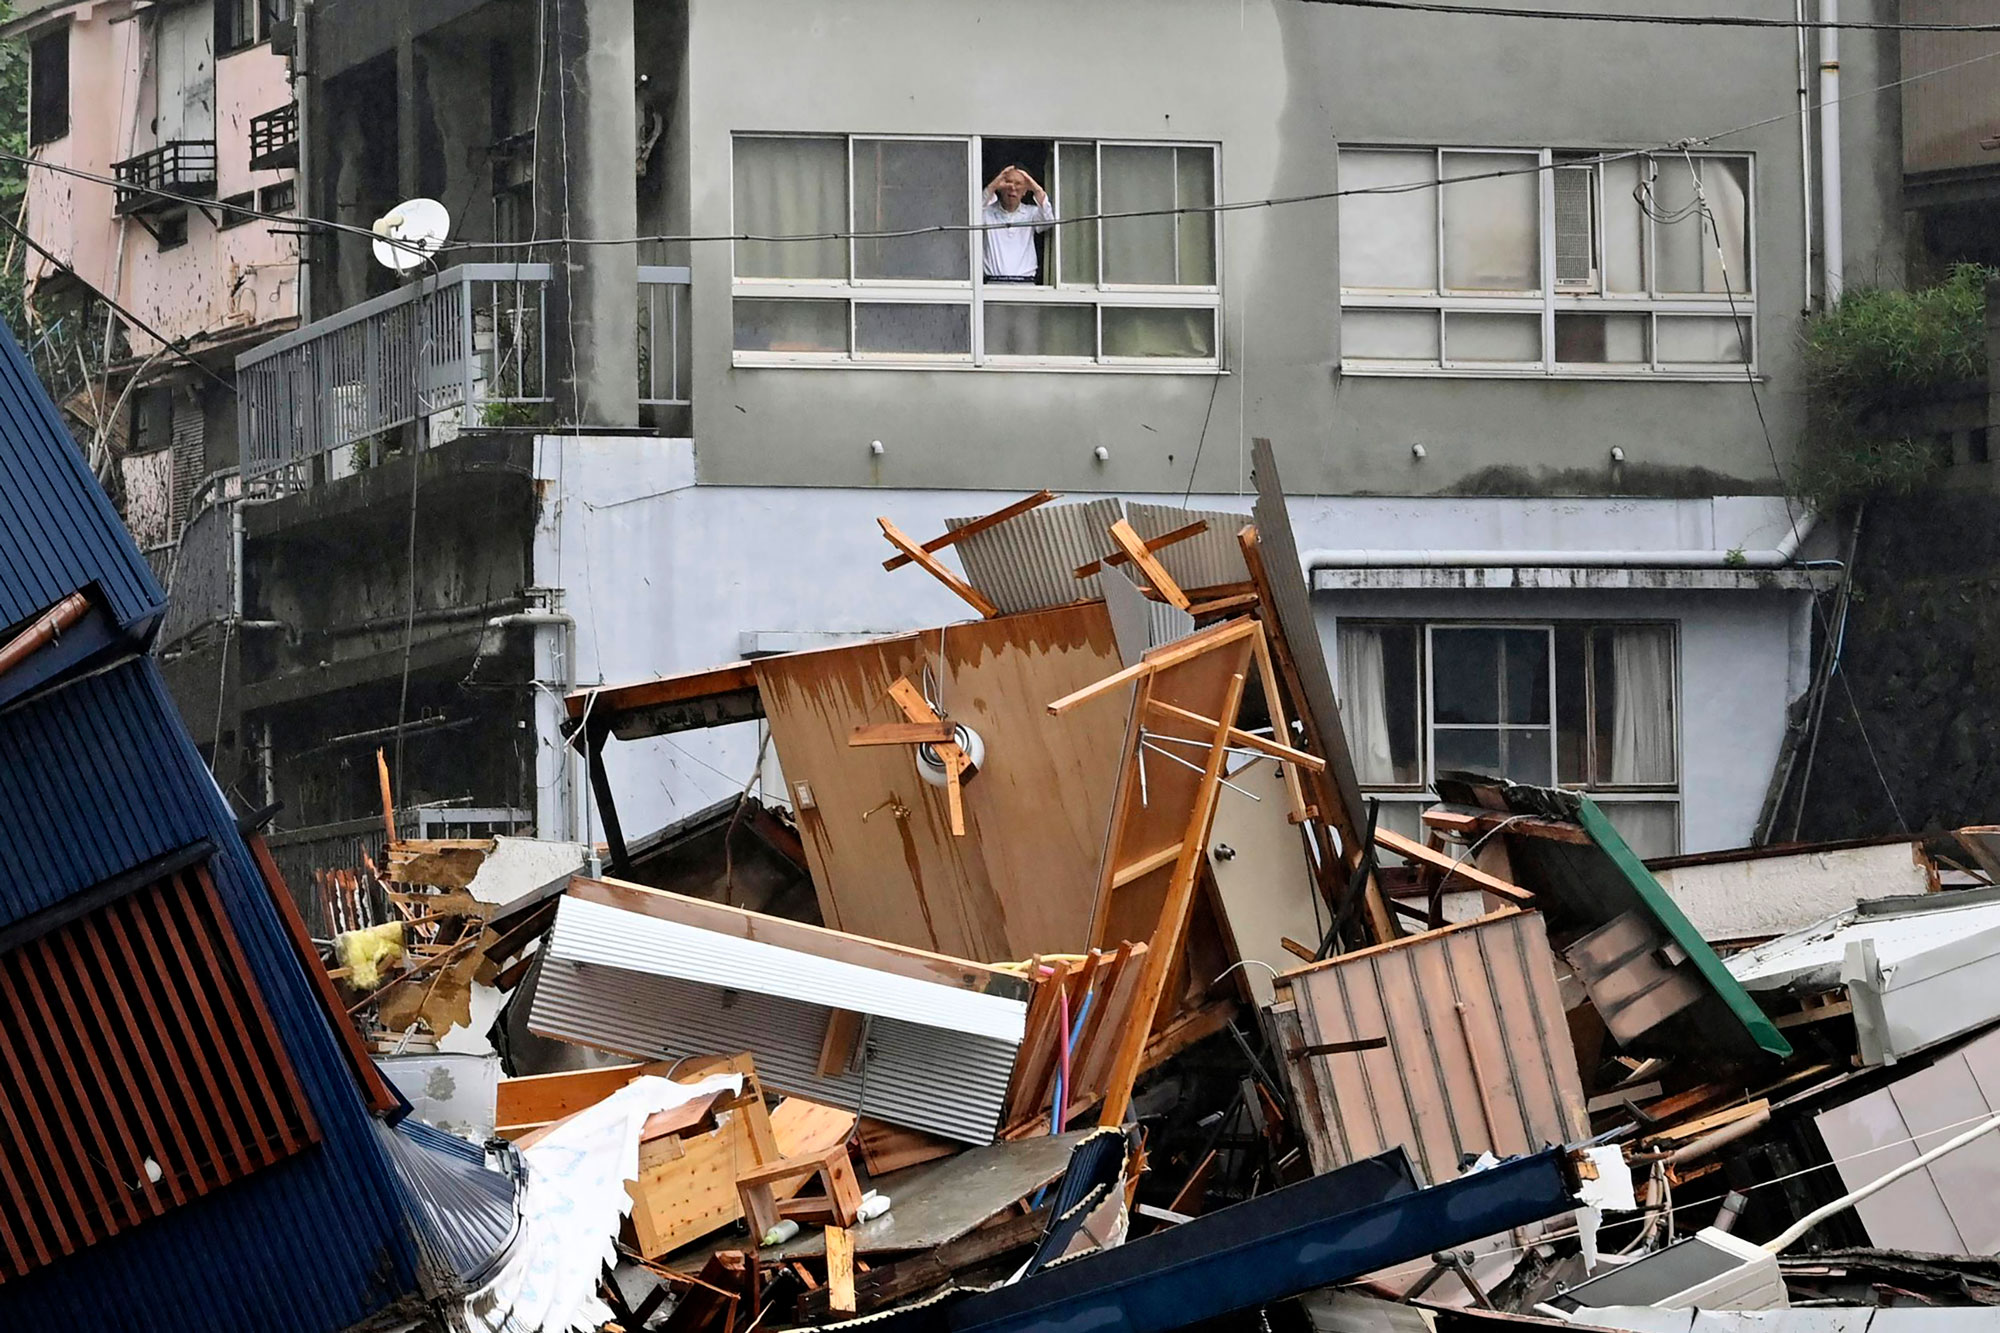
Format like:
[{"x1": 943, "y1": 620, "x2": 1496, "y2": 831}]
[{"x1": 982, "y1": 166, "x2": 1056, "y2": 283}]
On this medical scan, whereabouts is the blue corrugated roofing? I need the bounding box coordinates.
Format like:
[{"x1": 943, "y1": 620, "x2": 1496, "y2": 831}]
[
  {"x1": 0, "y1": 319, "x2": 163, "y2": 642},
  {"x1": 381, "y1": 1117, "x2": 522, "y2": 1289},
  {"x1": 0, "y1": 659, "x2": 423, "y2": 1333}
]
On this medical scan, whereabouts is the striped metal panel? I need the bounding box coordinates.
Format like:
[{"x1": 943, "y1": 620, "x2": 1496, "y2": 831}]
[
  {"x1": 0, "y1": 320, "x2": 163, "y2": 641},
  {"x1": 1126, "y1": 502, "x2": 1252, "y2": 591},
  {"x1": 378, "y1": 1117, "x2": 520, "y2": 1289},
  {"x1": 547, "y1": 895, "x2": 1026, "y2": 1043},
  {"x1": 1281, "y1": 911, "x2": 1587, "y2": 1187},
  {"x1": 949, "y1": 498, "x2": 1124, "y2": 614},
  {"x1": 0, "y1": 867, "x2": 320, "y2": 1284},
  {"x1": 0, "y1": 659, "x2": 422, "y2": 1333},
  {"x1": 531, "y1": 956, "x2": 1018, "y2": 1144}
]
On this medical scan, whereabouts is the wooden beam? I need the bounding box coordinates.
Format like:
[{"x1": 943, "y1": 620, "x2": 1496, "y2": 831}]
[
  {"x1": 849, "y1": 721, "x2": 954, "y2": 747},
  {"x1": 376, "y1": 748, "x2": 396, "y2": 843},
  {"x1": 1144, "y1": 697, "x2": 1327, "y2": 772},
  {"x1": 1107, "y1": 518, "x2": 1192, "y2": 611},
  {"x1": 564, "y1": 876, "x2": 1033, "y2": 1000},
  {"x1": 877, "y1": 517, "x2": 1001, "y2": 618},
  {"x1": 1111, "y1": 842, "x2": 1185, "y2": 890},
  {"x1": 1073, "y1": 519, "x2": 1209, "y2": 580},
  {"x1": 564, "y1": 660, "x2": 760, "y2": 722},
  {"x1": 826, "y1": 1225, "x2": 857, "y2": 1314},
  {"x1": 881, "y1": 490, "x2": 1057, "y2": 571},
  {"x1": 1375, "y1": 828, "x2": 1534, "y2": 905},
  {"x1": 818, "y1": 1009, "x2": 864, "y2": 1077},
  {"x1": 1047, "y1": 617, "x2": 1260, "y2": 715},
  {"x1": 1098, "y1": 646, "x2": 1252, "y2": 1126}
]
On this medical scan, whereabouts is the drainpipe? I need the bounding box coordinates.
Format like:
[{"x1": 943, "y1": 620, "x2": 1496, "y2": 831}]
[
  {"x1": 1299, "y1": 512, "x2": 1817, "y2": 573},
  {"x1": 0, "y1": 591, "x2": 91, "y2": 680},
  {"x1": 1819, "y1": 0, "x2": 1844, "y2": 305},
  {"x1": 488, "y1": 609, "x2": 579, "y2": 842},
  {"x1": 1795, "y1": 0, "x2": 1815, "y2": 307}
]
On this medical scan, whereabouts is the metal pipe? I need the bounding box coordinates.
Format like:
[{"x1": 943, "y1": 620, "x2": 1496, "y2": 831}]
[
  {"x1": 1819, "y1": 0, "x2": 1844, "y2": 304},
  {"x1": 0, "y1": 591, "x2": 92, "y2": 679},
  {"x1": 1765, "y1": 1109, "x2": 2000, "y2": 1253},
  {"x1": 1671, "y1": 1107, "x2": 1771, "y2": 1166},
  {"x1": 1796, "y1": 0, "x2": 1816, "y2": 307},
  {"x1": 1303, "y1": 511, "x2": 1816, "y2": 573}
]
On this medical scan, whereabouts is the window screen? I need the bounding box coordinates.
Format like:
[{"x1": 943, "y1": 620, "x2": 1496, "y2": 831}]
[{"x1": 0, "y1": 866, "x2": 318, "y2": 1283}]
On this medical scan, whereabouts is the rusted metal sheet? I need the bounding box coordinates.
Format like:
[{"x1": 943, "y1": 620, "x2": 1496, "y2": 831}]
[{"x1": 1277, "y1": 910, "x2": 1587, "y2": 1185}]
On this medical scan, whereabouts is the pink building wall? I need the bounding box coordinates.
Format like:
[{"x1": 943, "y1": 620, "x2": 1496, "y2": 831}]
[{"x1": 24, "y1": 0, "x2": 298, "y2": 358}]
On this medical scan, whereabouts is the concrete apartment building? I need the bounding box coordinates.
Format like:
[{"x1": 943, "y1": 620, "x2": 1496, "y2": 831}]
[{"x1": 48, "y1": 0, "x2": 1913, "y2": 870}]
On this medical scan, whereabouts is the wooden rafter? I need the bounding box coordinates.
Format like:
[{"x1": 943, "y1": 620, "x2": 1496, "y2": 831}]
[
  {"x1": 880, "y1": 490, "x2": 1057, "y2": 571},
  {"x1": 1106, "y1": 518, "x2": 1192, "y2": 610},
  {"x1": 1072, "y1": 519, "x2": 1209, "y2": 580},
  {"x1": 877, "y1": 517, "x2": 1001, "y2": 619}
]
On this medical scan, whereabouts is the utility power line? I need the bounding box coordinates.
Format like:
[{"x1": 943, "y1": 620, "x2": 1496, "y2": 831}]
[{"x1": 1295, "y1": 0, "x2": 2000, "y2": 32}]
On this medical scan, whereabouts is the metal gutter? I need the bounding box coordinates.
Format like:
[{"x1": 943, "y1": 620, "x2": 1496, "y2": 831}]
[{"x1": 1300, "y1": 511, "x2": 1816, "y2": 571}]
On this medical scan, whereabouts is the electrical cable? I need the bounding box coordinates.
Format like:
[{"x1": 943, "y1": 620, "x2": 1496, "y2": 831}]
[{"x1": 1294, "y1": 0, "x2": 2000, "y2": 32}]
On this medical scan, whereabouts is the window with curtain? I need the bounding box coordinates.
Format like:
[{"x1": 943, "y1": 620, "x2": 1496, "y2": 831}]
[
  {"x1": 1338, "y1": 146, "x2": 1754, "y2": 377},
  {"x1": 730, "y1": 133, "x2": 1221, "y2": 368},
  {"x1": 1346, "y1": 619, "x2": 1680, "y2": 857}
]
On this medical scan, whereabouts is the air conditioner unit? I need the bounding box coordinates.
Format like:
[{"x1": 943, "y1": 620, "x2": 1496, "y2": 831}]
[
  {"x1": 1553, "y1": 164, "x2": 1599, "y2": 292},
  {"x1": 1536, "y1": 1228, "x2": 1788, "y2": 1316}
]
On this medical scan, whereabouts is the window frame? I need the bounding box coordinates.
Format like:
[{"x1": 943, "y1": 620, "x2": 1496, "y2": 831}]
[
  {"x1": 215, "y1": 0, "x2": 257, "y2": 56},
  {"x1": 729, "y1": 131, "x2": 1223, "y2": 373},
  {"x1": 28, "y1": 24, "x2": 69, "y2": 147},
  {"x1": 1338, "y1": 616, "x2": 1683, "y2": 853},
  {"x1": 1337, "y1": 145, "x2": 1757, "y2": 381}
]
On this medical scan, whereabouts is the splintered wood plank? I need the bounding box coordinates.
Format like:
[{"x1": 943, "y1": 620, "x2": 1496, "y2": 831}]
[
  {"x1": 826, "y1": 1226, "x2": 857, "y2": 1313},
  {"x1": 1107, "y1": 518, "x2": 1192, "y2": 611},
  {"x1": 1376, "y1": 828, "x2": 1534, "y2": 906},
  {"x1": 883, "y1": 490, "x2": 1058, "y2": 571},
  {"x1": 878, "y1": 517, "x2": 1000, "y2": 618}
]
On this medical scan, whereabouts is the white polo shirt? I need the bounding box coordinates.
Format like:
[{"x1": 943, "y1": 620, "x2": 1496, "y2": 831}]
[{"x1": 981, "y1": 195, "x2": 1057, "y2": 279}]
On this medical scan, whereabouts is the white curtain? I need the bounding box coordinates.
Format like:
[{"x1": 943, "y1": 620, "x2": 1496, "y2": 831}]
[
  {"x1": 1609, "y1": 625, "x2": 1675, "y2": 784},
  {"x1": 1338, "y1": 626, "x2": 1397, "y2": 785},
  {"x1": 732, "y1": 135, "x2": 847, "y2": 280}
]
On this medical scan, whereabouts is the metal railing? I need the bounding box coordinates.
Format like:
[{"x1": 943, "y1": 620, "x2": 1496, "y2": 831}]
[
  {"x1": 237, "y1": 263, "x2": 691, "y2": 490},
  {"x1": 248, "y1": 103, "x2": 299, "y2": 171},
  {"x1": 112, "y1": 140, "x2": 217, "y2": 215}
]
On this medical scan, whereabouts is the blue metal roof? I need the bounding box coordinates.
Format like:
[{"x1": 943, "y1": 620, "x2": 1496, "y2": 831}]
[
  {"x1": 0, "y1": 659, "x2": 424, "y2": 1333},
  {"x1": 380, "y1": 1116, "x2": 523, "y2": 1290},
  {"x1": 0, "y1": 319, "x2": 163, "y2": 643}
]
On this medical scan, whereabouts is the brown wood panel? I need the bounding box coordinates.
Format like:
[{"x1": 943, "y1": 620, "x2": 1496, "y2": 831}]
[
  {"x1": 0, "y1": 868, "x2": 317, "y2": 1284},
  {"x1": 754, "y1": 603, "x2": 1129, "y2": 962}
]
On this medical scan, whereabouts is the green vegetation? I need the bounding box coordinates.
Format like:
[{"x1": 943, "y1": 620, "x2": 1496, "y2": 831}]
[{"x1": 1796, "y1": 264, "x2": 1994, "y2": 507}]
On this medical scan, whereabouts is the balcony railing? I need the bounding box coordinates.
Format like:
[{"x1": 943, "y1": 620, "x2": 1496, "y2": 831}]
[
  {"x1": 248, "y1": 103, "x2": 299, "y2": 172},
  {"x1": 236, "y1": 263, "x2": 691, "y2": 490},
  {"x1": 112, "y1": 140, "x2": 217, "y2": 216}
]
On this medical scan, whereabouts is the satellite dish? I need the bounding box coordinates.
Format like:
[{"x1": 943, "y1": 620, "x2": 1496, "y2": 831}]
[{"x1": 371, "y1": 197, "x2": 451, "y2": 271}]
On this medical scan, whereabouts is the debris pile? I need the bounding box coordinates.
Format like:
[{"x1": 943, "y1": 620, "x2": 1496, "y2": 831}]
[{"x1": 304, "y1": 446, "x2": 2000, "y2": 1331}]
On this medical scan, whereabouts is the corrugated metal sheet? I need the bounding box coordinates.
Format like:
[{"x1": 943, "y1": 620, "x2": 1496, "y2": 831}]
[
  {"x1": 531, "y1": 955, "x2": 1019, "y2": 1144},
  {"x1": 1900, "y1": 1, "x2": 2000, "y2": 176},
  {"x1": 546, "y1": 895, "x2": 1026, "y2": 1042},
  {"x1": 0, "y1": 320, "x2": 163, "y2": 641},
  {"x1": 379, "y1": 1116, "x2": 521, "y2": 1290},
  {"x1": 0, "y1": 659, "x2": 421, "y2": 1333},
  {"x1": 1127, "y1": 502, "x2": 1252, "y2": 591},
  {"x1": 1278, "y1": 911, "x2": 1587, "y2": 1186},
  {"x1": 950, "y1": 498, "x2": 1124, "y2": 614}
]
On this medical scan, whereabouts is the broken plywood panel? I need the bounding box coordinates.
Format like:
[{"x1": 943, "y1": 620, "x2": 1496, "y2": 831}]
[{"x1": 753, "y1": 602, "x2": 1130, "y2": 960}]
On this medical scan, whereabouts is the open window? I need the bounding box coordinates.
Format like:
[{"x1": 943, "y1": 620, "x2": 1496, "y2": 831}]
[{"x1": 28, "y1": 25, "x2": 69, "y2": 146}]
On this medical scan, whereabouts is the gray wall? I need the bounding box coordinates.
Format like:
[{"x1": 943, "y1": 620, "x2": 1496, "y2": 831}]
[{"x1": 678, "y1": 0, "x2": 1903, "y2": 497}]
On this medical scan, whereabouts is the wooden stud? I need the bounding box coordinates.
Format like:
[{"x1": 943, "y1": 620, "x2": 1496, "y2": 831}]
[
  {"x1": 877, "y1": 517, "x2": 1001, "y2": 618},
  {"x1": 1110, "y1": 842, "x2": 1186, "y2": 890},
  {"x1": 819, "y1": 1008, "x2": 863, "y2": 1077},
  {"x1": 1107, "y1": 518, "x2": 1192, "y2": 611},
  {"x1": 1098, "y1": 647, "x2": 1251, "y2": 1127},
  {"x1": 1375, "y1": 828, "x2": 1534, "y2": 906},
  {"x1": 850, "y1": 722, "x2": 954, "y2": 747},
  {"x1": 1047, "y1": 617, "x2": 1260, "y2": 715},
  {"x1": 825, "y1": 1225, "x2": 857, "y2": 1315},
  {"x1": 882, "y1": 490, "x2": 1057, "y2": 571},
  {"x1": 1073, "y1": 519, "x2": 1210, "y2": 579},
  {"x1": 376, "y1": 747, "x2": 396, "y2": 842},
  {"x1": 1144, "y1": 698, "x2": 1327, "y2": 773}
]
